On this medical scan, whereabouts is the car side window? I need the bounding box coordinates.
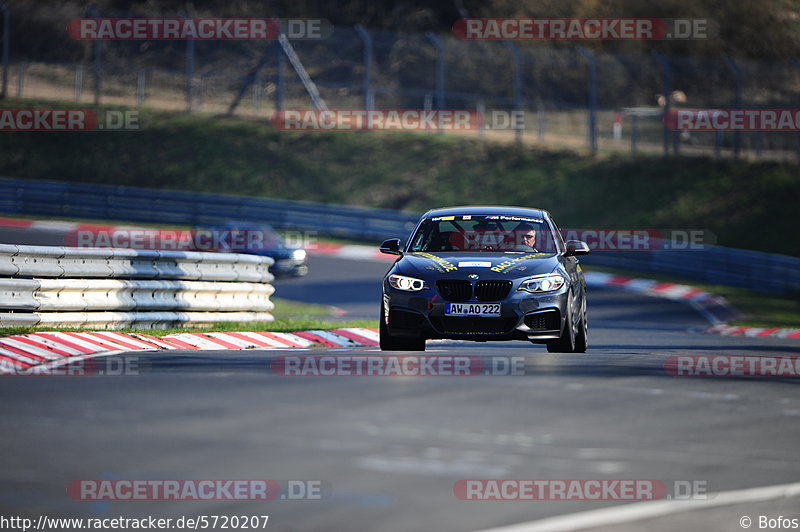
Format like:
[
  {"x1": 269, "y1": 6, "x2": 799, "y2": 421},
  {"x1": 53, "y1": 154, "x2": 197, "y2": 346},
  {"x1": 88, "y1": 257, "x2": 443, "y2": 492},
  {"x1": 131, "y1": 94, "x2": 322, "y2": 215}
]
[{"x1": 410, "y1": 225, "x2": 432, "y2": 251}]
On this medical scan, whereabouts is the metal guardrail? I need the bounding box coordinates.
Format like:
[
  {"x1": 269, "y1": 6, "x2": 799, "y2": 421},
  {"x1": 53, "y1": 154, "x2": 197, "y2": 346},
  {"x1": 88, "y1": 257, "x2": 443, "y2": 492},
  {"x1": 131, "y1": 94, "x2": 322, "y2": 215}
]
[
  {"x1": 0, "y1": 242, "x2": 273, "y2": 281},
  {"x1": 1, "y1": 177, "x2": 798, "y2": 295},
  {"x1": 0, "y1": 176, "x2": 419, "y2": 242},
  {"x1": 585, "y1": 248, "x2": 800, "y2": 296},
  {"x1": 0, "y1": 243, "x2": 275, "y2": 328}
]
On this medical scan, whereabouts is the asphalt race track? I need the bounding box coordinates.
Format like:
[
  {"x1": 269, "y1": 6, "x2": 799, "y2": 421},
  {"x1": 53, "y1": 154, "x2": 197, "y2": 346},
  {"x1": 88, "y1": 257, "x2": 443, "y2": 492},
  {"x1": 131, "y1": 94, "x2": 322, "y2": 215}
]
[
  {"x1": 273, "y1": 255, "x2": 387, "y2": 319},
  {"x1": 1, "y1": 251, "x2": 799, "y2": 531}
]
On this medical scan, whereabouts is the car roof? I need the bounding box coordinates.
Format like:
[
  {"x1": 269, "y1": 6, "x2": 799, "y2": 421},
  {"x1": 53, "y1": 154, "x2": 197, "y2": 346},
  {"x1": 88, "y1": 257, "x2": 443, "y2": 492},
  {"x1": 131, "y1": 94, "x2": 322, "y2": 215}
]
[{"x1": 421, "y1": 206, "x2": 549, "y2": 219}]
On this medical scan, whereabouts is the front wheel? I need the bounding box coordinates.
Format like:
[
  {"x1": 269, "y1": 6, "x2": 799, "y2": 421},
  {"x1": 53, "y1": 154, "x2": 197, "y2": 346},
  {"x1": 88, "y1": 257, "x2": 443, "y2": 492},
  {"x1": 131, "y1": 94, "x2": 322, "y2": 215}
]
[
  {"x1": 379, "y1": 301, "x2": 426, "y2": 351},
  {"x1": 547, "y1": 290, "x2": 586, "y2": 353},
  {"x1": 573, "y1": 290, "x2": 588, "y2": 353}
]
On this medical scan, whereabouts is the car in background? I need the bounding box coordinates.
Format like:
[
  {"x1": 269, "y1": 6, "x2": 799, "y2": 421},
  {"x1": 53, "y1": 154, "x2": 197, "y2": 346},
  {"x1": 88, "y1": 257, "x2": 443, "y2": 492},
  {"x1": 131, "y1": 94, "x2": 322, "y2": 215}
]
[
  {"x1": 193, "y1": 222, "x2": 308, "y2": 278},
  {"x1": 379, "y1": 206, "x2": 589, "y2": 352}
]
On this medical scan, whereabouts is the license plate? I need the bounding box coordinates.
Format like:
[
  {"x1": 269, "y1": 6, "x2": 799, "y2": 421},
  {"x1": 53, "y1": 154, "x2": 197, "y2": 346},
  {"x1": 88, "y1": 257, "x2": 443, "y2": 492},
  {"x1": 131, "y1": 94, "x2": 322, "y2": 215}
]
[{"x1": 445, "y1": 303, "x2": 501, "y2": 316}]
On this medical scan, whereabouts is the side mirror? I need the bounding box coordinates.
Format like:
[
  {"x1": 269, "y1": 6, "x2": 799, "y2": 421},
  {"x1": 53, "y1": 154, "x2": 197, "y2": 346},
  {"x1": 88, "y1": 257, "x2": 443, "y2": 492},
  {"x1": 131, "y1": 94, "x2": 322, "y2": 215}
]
[
  {"x1": 380, "y1": 238, "x2": 403, "y2": 255},
  {"x1": 564, "y1": 240, "x2": 590, "y2": 256}
]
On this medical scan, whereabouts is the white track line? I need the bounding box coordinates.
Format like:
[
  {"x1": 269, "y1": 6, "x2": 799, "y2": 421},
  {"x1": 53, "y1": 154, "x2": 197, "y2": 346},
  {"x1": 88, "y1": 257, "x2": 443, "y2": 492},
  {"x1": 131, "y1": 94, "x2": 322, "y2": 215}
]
[{"x1": 473, "y1": 480, "x2": 800, "y2": 532}]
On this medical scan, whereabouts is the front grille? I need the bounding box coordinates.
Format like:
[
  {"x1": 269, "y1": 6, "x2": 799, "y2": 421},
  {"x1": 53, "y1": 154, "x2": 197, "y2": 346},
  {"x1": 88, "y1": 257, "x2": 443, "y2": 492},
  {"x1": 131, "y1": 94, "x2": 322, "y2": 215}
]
[
  {"x1": 430, "y1": 316, "x2": 518, "y2": 335},
  {"x1": 389, "y1": 308, "x2": 426, "y2": 329},
  {"x1": 524, "y1": 310, "x2": 560, "y2": 330},
  {"x1": 475, "y1": 280, "x2": 512, "y2": 301},
  {"x1": 436, "y1": 280, "x2": 472, "y2": 302}
]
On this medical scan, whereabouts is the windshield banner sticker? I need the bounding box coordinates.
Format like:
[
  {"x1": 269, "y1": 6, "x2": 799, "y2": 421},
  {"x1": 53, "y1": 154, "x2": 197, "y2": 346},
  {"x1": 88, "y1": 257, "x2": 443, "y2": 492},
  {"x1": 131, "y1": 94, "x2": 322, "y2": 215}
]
[
  {"x1": 490, "y1": 253, "x2": 546, "y2": 273},
  {"x1": 414, "y1": 252, "x2": 459, "y2": 272}
]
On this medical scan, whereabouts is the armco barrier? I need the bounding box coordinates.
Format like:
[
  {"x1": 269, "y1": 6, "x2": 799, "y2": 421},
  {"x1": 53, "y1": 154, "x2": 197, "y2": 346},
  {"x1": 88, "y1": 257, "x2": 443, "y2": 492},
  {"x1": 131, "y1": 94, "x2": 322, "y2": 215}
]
[
  {"x1": 1, "y1": 177, "x2": 798, "y2": 295},
  {"x1": 0, "y1": 176, "x2": 419, "y2": 243},
  {"x1": 0, "y1": 244, "x2": 275, "y2": 329},
  {"x1": 584, "y1": 248, "x2": 800, "y2": 296}
]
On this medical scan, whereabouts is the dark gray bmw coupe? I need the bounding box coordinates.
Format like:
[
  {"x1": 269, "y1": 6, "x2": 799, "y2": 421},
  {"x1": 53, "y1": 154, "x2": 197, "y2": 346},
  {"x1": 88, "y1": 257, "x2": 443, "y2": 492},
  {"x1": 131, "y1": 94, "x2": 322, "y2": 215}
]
[{"x1": 379, "y1": 206, "x2": 590, "y2": 352}]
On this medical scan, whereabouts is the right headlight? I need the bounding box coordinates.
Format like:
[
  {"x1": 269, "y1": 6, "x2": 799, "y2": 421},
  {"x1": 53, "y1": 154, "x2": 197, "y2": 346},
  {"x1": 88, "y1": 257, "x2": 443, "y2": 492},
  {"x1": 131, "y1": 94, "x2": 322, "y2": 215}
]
[
  {"x1": 518, "y1": 273, "x2": 567, "y2": 293},
  {"x1": 387, "y1": 274, "x2": 428, "y2": 292}
]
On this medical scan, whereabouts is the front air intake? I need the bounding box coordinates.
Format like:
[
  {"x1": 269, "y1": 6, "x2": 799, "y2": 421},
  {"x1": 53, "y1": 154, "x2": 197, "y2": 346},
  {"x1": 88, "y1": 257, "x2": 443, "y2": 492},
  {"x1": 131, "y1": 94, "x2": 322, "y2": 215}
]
[
  {"x1": 475, "y1": 280, "x2": 512, "y2": 301},
  {"x1": 436, "y1": 280, "x2": 472, "y2": 302}
]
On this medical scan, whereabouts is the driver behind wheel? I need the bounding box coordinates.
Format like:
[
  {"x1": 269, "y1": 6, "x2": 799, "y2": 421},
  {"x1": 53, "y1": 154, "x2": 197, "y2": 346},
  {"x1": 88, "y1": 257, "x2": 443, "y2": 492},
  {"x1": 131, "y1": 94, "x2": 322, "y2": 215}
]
[{"x1": 511, "y1": 223, "x2": 539, "y2": 252}]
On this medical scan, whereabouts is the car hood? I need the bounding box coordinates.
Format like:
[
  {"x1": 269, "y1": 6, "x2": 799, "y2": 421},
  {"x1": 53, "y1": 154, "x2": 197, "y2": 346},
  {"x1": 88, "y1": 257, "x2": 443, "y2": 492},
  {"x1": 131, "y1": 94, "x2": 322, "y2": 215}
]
[{"x1": 394, "y1": 251, "x2": 561, "y2": 279}]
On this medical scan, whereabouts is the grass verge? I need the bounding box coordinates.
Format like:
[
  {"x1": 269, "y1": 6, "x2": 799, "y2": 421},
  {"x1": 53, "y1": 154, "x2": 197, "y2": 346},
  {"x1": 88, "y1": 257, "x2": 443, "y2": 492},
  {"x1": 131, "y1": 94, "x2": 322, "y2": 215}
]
[{"x1": 0, "y1": 297, "x2": 376, "y2": 338}]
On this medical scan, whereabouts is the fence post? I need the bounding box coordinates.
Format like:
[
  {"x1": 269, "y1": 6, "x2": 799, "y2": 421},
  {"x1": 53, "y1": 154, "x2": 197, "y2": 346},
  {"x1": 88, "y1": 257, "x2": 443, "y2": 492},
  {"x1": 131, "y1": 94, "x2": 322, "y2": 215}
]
[
  {"x1": 477, "y1": 100, "x2": 485, "y2": 138},
  {"x1": 274, "y1": 39, "x2": 283, "y2": 111},
  {"x1": 74, "y1": 63, "x2": 83, "y2": 101},
  {"x1": 88, "y1": 6, "x2": 102, "y2": 105},
  {"x1": 423, "y1": 93, "x2": 433, "y2": 133},
  {"x1": 791, "y1": 59, "x2": 800, "y2": 161},
  {"x1": 182, "y1": 11, "x2": 194, "y2": 112},
  {"x1": 355, "y1": 25, "x2": 373, "y2": 111},
  {"x1": 136, "y1": 69, "x2": 145, "y2": 105},
  {"x1": 1, "y1": 2, "x2": 9, "y2": 100},
  {"x1": 15, "y1": 62, "x2": 21, "y2": 97},
  {"x1": 504, "y1": 41, "x2": 523, "y2": 146},
  {"x1": 94, "y1": 32, "x2": 103, "y2": 105},
  {"x1": 723, "y1": 55, "x2": 742, "y2": 158},
  {"x1": 651, "y1": 50, "x2": 671, "y2": 156},
  {"x1": 578, "y1": 48, "x2": 597, "y2": 155},
  {"x1": 426, "y1": 32, "x2": 445, "y2": 110},
  {"x1": 196, "y1": 73, "x2": 205, "y2": 110},
  {"x1": 537, "y1": 99, "x2": 545, "y2": 142},
  {"x1": 253, "y1": 78, "x2": 261, "y2": 110}
]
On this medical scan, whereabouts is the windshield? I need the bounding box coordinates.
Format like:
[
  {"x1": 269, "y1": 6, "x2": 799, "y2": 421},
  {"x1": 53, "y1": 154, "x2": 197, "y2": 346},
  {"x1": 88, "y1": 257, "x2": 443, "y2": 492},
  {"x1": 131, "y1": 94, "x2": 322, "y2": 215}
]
[{"x1": 408, "y1": 214, "x2": 559, "y2": 253}]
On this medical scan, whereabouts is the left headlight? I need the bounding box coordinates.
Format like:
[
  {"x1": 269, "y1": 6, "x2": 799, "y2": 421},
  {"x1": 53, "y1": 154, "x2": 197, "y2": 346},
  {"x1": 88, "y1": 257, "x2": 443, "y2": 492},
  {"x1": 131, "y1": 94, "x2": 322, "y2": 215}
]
[
  {"x1": 518, "y1": 273, "x2": 567, "y2": 293},
  {"x1": 387, "y1": 274, "x2": 428, "y2": 291},
  {"x1": 291, "y1": 249, "x2": 307, "y2": 261}
]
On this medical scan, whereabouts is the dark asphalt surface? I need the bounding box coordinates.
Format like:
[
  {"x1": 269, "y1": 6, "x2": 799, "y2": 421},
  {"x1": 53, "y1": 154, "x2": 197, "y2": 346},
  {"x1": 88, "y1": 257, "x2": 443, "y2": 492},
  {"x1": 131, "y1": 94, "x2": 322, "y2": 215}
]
[
  {"x1": 1, "y1": 243, "x2": 799, "y2": 531},
  {"x1": 272, "y1": 254, "x2": 390, "y2": 320}
]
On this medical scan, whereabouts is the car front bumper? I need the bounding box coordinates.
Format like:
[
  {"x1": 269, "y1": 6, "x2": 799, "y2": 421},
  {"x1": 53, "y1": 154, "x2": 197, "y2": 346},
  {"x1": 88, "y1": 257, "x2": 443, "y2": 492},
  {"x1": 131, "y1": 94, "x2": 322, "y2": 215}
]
[
  {"x1": 383, "y1": 285, "x2": 569, "y2": 342},
  {"x1": 273, "y1": 259, "x2": 309, "y2": 277}
]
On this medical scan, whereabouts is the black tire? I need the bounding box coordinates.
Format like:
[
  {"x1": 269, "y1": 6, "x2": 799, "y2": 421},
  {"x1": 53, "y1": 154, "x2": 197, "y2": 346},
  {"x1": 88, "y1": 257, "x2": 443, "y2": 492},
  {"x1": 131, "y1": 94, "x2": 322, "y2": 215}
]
[
  {"x1": 547, "y1": 291, "x2": 578, "y2": 353},
  {"x1": 379, "y1": 301, "x2": 426, "y2": 351},
  {"x1": 573, "y1": 290, "x2": 588, "y2": 353}
]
